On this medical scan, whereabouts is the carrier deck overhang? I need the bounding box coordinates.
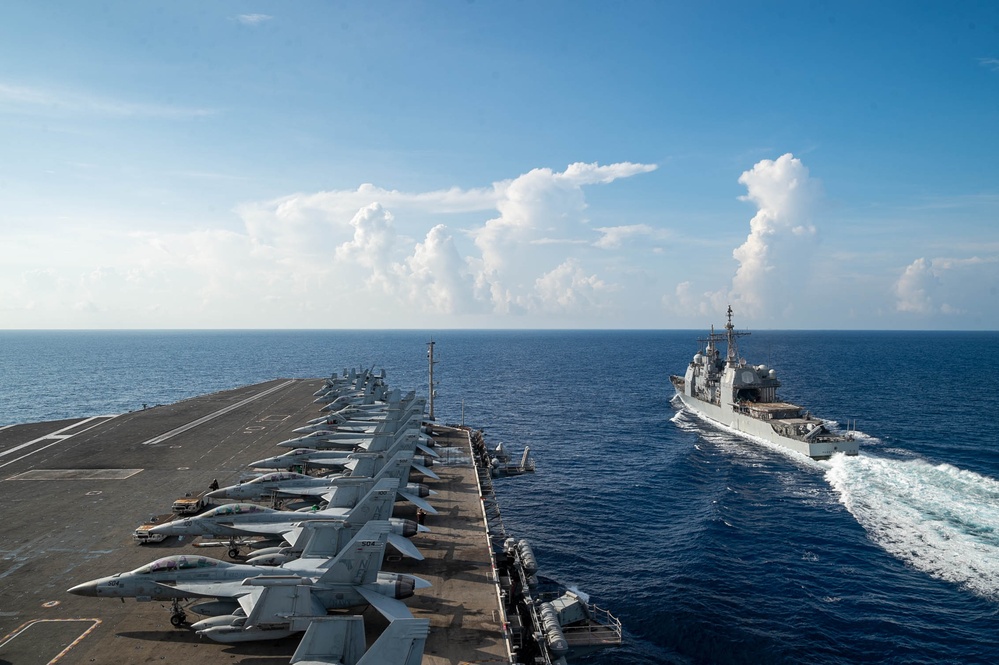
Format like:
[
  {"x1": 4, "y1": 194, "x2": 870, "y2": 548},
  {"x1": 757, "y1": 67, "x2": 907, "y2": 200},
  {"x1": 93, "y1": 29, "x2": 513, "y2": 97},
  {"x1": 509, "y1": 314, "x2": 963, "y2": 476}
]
[{"x1": 0, "y1": 379, "x2": 512, "y2": 664}]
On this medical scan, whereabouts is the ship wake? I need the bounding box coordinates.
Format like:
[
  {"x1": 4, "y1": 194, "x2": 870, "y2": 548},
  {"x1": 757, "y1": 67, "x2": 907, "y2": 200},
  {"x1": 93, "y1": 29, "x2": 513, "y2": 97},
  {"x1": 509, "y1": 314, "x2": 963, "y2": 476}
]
[{"x1": 826, "y1": 454, "x2": 999, "y2": 600}]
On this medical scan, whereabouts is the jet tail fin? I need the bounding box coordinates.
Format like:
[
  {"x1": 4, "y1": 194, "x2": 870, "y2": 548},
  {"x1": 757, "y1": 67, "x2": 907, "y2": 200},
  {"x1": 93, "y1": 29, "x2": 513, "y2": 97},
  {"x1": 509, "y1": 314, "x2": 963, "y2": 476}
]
[
  {"x1": 315, "y1": 521, "x2": 389, "y2": 585},
  {"x1": 387, "y1": 532, "x2": 424, "y2": 560},
  {"x1": 411, "y1": 461, "x2": 440, "y2": 480},
  {"x1": 397, "y1": 489, "x2": 438, "y2": 515},
  {"x1": 331, "y1": 477, "x2": 397, "y2": 523},
  {"x1": 293, "y1": 520, "x2": 355, "y2": 560},
  {"x1": 416, "y1": 441, "x2": 439, "y2": 458},
  {"x1": 371, "y1": 451, "x2": 413, "y2": 482}
]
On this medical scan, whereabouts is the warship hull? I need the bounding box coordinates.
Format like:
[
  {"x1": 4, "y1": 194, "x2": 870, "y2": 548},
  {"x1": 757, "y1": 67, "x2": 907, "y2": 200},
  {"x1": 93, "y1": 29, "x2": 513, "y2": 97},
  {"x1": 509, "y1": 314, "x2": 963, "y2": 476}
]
[
  {"x1": 671, "y1": 381, "x2": 859, "y2": 460},
  {"x1": 670, "y1": 306, "x2": 859, "y2": 461}
]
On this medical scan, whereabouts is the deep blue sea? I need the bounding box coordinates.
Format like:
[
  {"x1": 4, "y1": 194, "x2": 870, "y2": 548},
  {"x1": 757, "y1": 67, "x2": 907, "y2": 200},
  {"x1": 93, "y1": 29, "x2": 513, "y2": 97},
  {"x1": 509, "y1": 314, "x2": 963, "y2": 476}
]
[{"x1": 2, "y1": 329, "x2": 999, "y2": 664}]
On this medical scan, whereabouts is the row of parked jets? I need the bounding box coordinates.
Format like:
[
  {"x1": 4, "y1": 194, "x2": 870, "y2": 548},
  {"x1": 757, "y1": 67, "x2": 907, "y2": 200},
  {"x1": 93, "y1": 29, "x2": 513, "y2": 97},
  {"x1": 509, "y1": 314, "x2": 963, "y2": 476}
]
[{"x1": 68, "y1": 368, "x2": 440, "y2": 665}]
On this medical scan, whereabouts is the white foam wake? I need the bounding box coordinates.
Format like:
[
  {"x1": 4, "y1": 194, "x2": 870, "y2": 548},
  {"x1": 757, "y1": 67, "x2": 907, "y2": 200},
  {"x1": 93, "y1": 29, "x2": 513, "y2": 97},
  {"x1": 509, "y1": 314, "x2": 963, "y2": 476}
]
[{"x1": 826, "y1": 454, "x2": 999, "y2": 599}]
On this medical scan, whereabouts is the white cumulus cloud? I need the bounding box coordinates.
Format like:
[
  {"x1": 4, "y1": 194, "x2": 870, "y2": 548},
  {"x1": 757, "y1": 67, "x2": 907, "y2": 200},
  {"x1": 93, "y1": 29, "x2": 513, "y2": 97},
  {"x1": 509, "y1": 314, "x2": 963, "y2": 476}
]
[
  {"x1": 894, "y1": 255, "x2": 999, "y2": 317},
  {"x1": 235, "y1": 161, "x2": 657, "y2": 322},
  {"x1": 471, "y1": 162, "x2": 656, "y2": 314},
  {"x1": 533, "y1": 259, "x2": 612, "y2": 313}
]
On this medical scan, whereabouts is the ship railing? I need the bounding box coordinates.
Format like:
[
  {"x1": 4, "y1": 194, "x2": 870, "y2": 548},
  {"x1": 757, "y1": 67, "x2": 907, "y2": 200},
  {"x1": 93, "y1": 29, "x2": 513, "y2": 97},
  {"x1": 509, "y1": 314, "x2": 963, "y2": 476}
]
[
  {"x1": 463, "y1": 426, "x2": 517, "y2": 664},
  {"x1": 561, "y1": 604, "x2": 623, "y2": 648},
  {"x1": 466, "y1": 427, "x2": 508, "y2": 541}
]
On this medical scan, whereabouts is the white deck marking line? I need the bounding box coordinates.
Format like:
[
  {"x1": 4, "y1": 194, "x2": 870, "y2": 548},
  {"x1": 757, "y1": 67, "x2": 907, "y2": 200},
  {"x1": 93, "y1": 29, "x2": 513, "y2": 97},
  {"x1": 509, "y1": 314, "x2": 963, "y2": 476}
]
[
  {"x1": 141, "y1": 380, "x2": 297, "y2": 446},
  {"x1": 0, "y1": 618, "x2": 102, "y2": 664},
  {"x1": 0, "y1": 417, "x2": 114, "y2": 459},
  {"x1": 0, "y1": 418, "x2": 118, "y2": 471}
]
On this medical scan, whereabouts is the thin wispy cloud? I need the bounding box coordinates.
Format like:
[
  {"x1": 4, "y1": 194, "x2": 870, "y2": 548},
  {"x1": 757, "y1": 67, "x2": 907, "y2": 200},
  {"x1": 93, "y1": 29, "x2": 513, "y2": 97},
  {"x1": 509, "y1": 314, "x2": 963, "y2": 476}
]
[
  {"x1": 593, "y1": 224, "x2": 658, "y2": 249},
  {"x1": 978, "y1": 57, "x2": 999, "y2": 72},
  {"x1": 236, "y1": 14, "x2": 273, "y2": 26},
  {"x1": 0, "y1": 82, "x2": 215, "y2": 119}
]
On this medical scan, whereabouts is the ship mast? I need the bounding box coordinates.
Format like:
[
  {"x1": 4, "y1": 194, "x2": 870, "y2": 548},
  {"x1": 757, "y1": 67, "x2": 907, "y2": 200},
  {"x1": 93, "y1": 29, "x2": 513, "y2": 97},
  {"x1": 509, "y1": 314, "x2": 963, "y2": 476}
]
[
  {"x1": 427, "y1": 339, "x2": 437, "y2": 421},
  {"x1": 724, "y1": 305, "x2": 750, "y2": 366}
]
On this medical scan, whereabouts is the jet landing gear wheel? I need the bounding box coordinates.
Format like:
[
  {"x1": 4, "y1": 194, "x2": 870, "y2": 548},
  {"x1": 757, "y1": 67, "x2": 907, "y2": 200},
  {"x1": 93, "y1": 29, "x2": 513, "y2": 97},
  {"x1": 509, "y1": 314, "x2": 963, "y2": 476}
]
[
  {"x1": 169, "y1": 599, "x2": 187, "y2": 627},
  {"x1": 228, "y1": 547, "x2": 240, "y2": 559}
]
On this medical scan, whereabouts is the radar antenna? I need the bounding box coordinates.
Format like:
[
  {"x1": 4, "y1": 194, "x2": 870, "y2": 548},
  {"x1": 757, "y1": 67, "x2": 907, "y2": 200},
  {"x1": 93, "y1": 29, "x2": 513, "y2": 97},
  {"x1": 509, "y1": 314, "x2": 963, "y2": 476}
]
[{"x1": 696, "y1": 306, "x2": 750, "y2": 365}]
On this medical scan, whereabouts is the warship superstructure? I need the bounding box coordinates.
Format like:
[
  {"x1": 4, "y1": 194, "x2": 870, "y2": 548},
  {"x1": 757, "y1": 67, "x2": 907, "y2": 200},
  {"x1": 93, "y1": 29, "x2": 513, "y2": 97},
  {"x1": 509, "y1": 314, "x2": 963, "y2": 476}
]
[{"x1": 670, "y1": 307, "x2": 859, "y2": 460}]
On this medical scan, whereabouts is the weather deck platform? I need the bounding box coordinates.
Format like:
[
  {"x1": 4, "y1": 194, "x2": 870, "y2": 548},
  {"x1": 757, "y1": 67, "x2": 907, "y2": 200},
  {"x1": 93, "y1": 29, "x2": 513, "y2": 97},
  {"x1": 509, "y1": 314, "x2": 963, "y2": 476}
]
[{"x1": 0, "y1": 379, "x2": 509, "y2": 664}]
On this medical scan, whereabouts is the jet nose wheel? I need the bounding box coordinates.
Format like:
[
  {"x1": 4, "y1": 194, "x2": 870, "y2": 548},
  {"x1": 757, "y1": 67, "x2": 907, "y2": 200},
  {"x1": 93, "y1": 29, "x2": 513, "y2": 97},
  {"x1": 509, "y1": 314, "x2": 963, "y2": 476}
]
[
  {"x1": 170, "y1": 612, "x2": 186, "y2": 627},
  {"x1": 227, "y1": 547, "x2": 240, "y2": 559}
]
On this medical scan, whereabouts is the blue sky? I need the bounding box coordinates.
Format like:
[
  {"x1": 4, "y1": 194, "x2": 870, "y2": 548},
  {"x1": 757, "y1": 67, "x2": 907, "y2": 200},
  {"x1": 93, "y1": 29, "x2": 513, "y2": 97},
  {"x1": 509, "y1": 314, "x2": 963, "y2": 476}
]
[{"x1": 2, "y1": 1, "x2": 997, "y2": 329}]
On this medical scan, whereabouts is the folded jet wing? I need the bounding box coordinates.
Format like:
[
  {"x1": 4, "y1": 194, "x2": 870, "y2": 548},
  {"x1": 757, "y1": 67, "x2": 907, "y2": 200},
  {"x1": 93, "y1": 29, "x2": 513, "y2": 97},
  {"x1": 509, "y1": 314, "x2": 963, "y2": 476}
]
[
  {"x1": 193, "y1": 579, "x2": 327, "y2": 643},
  {"x1": 240, "y1": 518, "x2": 425, "y2": 563}
]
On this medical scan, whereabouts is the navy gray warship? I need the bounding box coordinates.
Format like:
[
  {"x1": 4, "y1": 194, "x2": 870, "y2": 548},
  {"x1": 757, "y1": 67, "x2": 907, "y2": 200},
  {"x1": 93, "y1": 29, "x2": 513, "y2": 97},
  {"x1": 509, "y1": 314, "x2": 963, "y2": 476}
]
[{"x1": 670, "y1": 307, "x2": 859, "y2": 460}]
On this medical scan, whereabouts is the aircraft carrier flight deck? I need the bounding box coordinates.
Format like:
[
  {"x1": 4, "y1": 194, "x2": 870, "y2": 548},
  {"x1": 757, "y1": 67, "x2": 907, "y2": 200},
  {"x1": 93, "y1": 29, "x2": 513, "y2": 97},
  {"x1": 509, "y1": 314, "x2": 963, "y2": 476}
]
[{"x1": 0, "y1": 379, "x2": 510, "y2": 665}]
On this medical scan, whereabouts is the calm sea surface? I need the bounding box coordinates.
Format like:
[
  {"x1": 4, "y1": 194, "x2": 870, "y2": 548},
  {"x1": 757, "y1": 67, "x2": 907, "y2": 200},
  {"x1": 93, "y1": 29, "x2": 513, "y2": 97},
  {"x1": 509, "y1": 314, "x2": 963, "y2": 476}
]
[{"x1": 2, "y1": 329, "x2": 998, "y2": 664}]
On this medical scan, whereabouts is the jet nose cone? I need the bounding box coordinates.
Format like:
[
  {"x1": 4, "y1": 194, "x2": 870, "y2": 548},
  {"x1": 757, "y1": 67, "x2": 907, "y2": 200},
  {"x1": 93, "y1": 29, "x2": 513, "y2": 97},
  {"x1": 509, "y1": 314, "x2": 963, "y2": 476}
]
[{"x1": 67, "y1": 580, "x2": 99, "y2": 596}]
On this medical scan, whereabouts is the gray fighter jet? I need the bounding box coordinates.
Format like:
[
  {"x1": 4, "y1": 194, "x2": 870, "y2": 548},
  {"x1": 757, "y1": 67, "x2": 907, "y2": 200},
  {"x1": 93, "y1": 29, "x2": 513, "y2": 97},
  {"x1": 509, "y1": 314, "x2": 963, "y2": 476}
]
[
  {"x1": 205, "y1": 451, "x2": 438, "y2": 506},
  {"x1": 245, "y1": 516, "x2": 424, "y2": 565},
  {"x1": 184, "y1": 522, "x2": 428, "y2": 641},
  {"x1": 147, "y1": 477, "x2": 426, "y2": 558},
  {"x1": 248, "y1": 446, "x2": 436, "y2": 473},
  {"x1": 67, "y1": 521, "x2": 427, "y2": 630},
  {"x1": 279, "y1": 401, "x2": 429, "y2": 448}
]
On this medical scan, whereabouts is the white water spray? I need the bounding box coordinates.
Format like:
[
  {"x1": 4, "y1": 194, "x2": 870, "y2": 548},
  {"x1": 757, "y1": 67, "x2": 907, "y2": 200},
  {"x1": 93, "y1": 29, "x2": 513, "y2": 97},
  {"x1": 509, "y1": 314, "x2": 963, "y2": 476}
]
[
  {"x1": 826, "y1": 453, "x2": 999, "y2": 599},
  {"x1": 674, "y1": 404, "x2": 999, "y2": 599}
]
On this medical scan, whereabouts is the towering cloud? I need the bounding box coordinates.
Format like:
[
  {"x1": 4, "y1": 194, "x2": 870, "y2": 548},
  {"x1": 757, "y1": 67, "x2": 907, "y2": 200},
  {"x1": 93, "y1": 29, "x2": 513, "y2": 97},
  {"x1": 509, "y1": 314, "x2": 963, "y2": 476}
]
[
  {"x1": 661, "y1": 153, "x2": 823, "y2": 325},
  {"x1": 729, "y1": 153, "x2": 821, "y2": 319}
]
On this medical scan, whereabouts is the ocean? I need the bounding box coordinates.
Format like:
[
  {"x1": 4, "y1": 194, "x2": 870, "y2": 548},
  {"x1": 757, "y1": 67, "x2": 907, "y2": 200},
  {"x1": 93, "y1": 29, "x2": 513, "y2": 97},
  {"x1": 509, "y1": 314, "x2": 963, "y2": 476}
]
[{"x1": 2, "y1": 329, "x2": 998, "y2": 664}]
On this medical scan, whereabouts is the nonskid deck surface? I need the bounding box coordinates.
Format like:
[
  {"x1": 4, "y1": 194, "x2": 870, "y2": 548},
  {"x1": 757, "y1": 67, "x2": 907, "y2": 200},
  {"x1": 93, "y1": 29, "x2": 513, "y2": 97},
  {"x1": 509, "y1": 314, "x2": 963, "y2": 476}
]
[
  {"x1": 0, "y1": 380, "x2": 507, "y2": 665},
  {"x1": 741, "y1": 401, "x2": 800, "y2": 413}
]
